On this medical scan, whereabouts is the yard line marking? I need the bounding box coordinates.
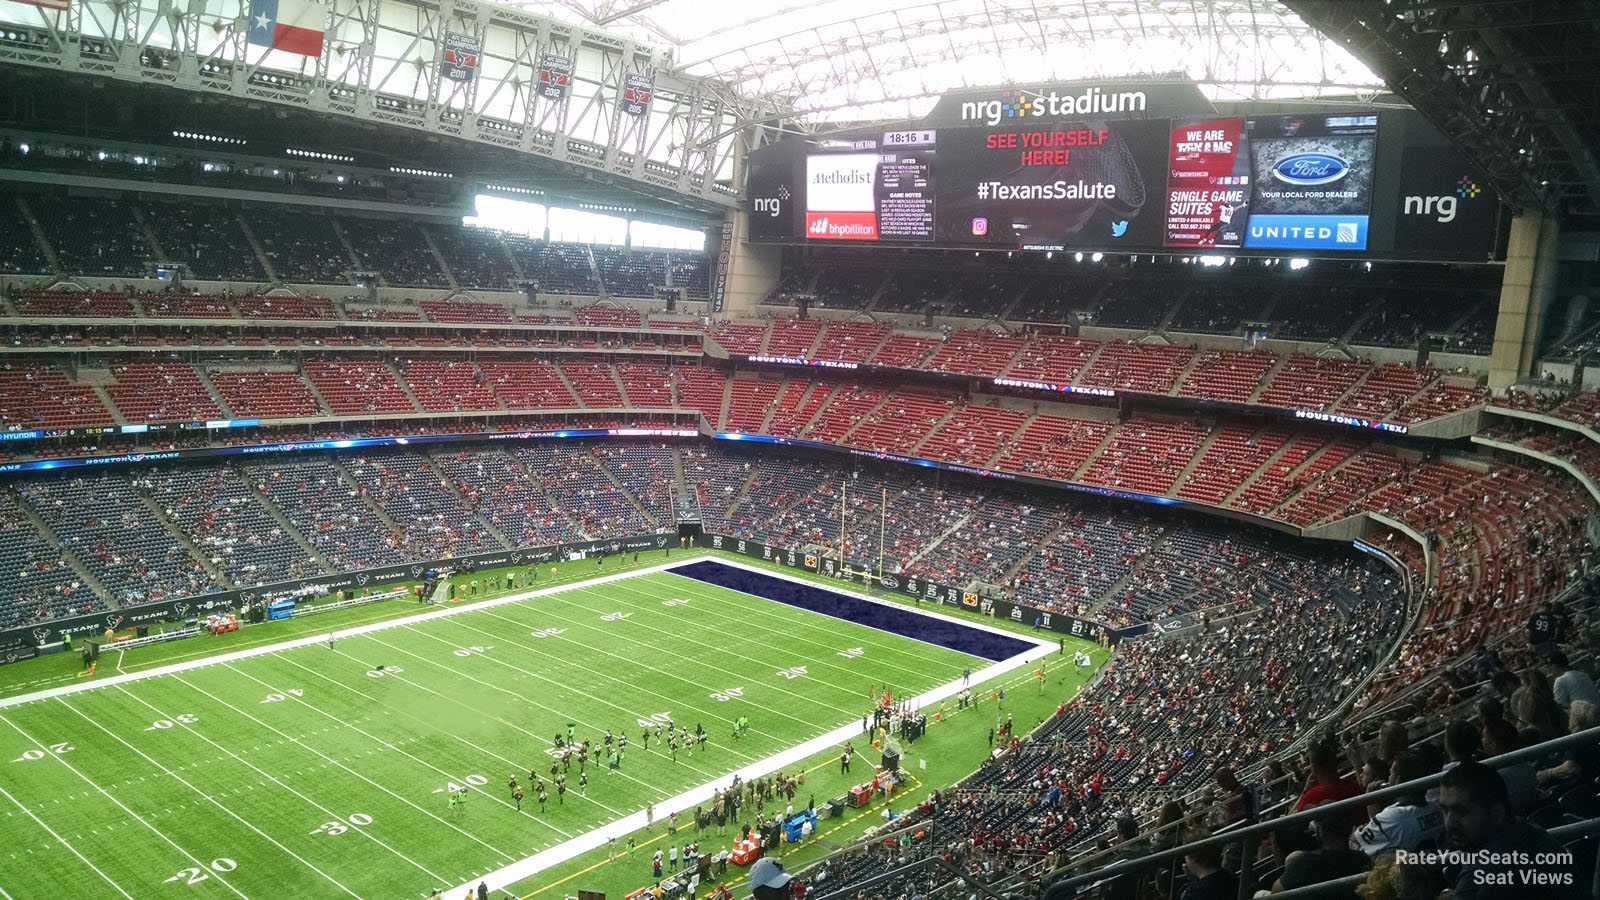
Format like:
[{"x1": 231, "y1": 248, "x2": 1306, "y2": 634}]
[
  {"x1": 99, "y1": 686, "x2": 449, "y2": 888},
  {"x1": 440, "y1": 606, "x2": 843, "y2": 731},
  {"x1": 258, "y1": 656, "x2": 632, "y2": 822},
  {"x1": 0, "y1": 710, "x2": 251, "y2": 899},
  {"x1": 0, "y1": 555, "x2": 720, "y2": 711},
  {"x1": 525, "y1": 581, "x2": 909, "y2": 709},
  {"x1": 166, "y1": 674, "x2": 521, "y2": 864},
  {"x1": 222, "y1": 662, "x2": 619, "y2": 827},
  {"x1": 601, "y1": 576, "x2": 958, "y2": 681},
  {"x1": 444, "y1": 627, "x2": 1056, "y2": 898},
  {"x1": 0, "y1": 779, "x2": 133, "y2": 900},
  {"x1": 351, "y1": 633, "x2": 734, "y2": 782}
]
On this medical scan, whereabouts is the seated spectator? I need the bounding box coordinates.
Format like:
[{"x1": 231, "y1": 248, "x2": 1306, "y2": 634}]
[
  {"x1": 1296, "y1": 742, "x2": 1363, "y2": 814},
  {"x1": 1103, "y1": 816, "x2": 1149, "y2": 900},
  {"x1": 1276, "y1": 810, "x2": 1369, "y2": 896},
  {"x1": 1179, "y1": 831, "x2": 1236, "y2": 900},
  {"x1": 1353, "y1": 851, "x2": 1447, "y2": 900},
  {"x1": 1546, "y1": 651, "x2": 1599, "y2": 713},
  {"x1": 1480, "y1": 717, "x2": 1540, "y2": 813},
  {"x1": 1444, "y1": 719, "x2": 1483, "y2": 768},
  {"x1": 1351, "y1": 753, "x2": 1443, "y2": 857},
  {"x1": 1438, "y1": 761, "x2": 1581, "y2": 899},
  {"x1": 1513, "y1": 669, "x2": 1567, "y2": 743},
  {"x1": 1534, "y1": 700, "x2": 1598, "y2": 790}
]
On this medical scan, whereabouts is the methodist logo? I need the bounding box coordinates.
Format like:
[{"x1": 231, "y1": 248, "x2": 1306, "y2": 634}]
[
  {"x1": 960, "y1": 86, "x2": 1148, "y2": 127},
  {"x1": 1270, "y1": 153, "x2": 1349, "y2": 186}
]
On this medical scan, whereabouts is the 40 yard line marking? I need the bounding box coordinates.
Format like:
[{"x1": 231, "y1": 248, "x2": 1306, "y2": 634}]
[
  {"x1": 0, "y1": 710, "x2": 251, "y2": 899},
  {"x1": 0, "y1": 779, "x2": 135, "y2": 900},
  {"x1": 52, "y1": 698, "x2": 362, "y2": 898}
]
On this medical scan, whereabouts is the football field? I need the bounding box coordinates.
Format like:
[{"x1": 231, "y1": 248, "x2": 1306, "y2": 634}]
[{"x1": 0, "y1": 558, "x2": 1049, "y2": 899}]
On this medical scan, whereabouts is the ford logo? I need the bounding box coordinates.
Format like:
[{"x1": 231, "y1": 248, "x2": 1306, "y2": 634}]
[{"x1": 1271, "y1": 153, "x2": 1349, "y2": 186}]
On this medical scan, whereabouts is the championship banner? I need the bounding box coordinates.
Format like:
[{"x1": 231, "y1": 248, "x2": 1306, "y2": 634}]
[
  {"x1": 440, "y1": 32, "x2": 482, "y2": 83},
  {"x1": 712, "y1": 220, "x2": 733, "y2": 313},
  {"x1": 538, "y1": 54, "x2": 573, "y2": 101},
  {"x1": 622, "y1": 73, "x2": 654, "y2": 117}
]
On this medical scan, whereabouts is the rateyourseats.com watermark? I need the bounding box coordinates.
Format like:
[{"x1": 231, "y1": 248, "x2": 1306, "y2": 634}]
[{"x1": 1394, "y1": 850, "x2": 1576, "y2": 887}]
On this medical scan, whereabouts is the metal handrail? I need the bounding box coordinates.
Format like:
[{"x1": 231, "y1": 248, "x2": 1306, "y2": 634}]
[
  {"x1": 1045, "y1": 724, "x2": 1600, "y2": 894},
  {"x1": 1265, "y1": 815, "x2": 1600, "y2": 900}
]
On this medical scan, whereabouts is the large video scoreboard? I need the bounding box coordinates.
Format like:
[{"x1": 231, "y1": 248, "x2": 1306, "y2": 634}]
[{"x1": 745, "y1": 84, "x2": 1505, "y2": 262}]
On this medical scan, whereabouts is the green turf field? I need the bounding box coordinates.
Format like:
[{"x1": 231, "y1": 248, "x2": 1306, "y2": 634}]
[{"x1": 0, "y1": 559, "x2": 1082, "y2": 899}]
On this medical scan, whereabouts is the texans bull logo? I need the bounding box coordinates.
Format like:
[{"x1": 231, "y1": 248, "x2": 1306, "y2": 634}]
[{"x1": 357, "y1": 573, "x2": 371, "y2": 586}]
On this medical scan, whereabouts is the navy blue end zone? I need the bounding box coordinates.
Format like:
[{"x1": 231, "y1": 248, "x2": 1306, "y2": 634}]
[{"x1": 667, "y1": 560, "x2": 1034, "y2": 662}]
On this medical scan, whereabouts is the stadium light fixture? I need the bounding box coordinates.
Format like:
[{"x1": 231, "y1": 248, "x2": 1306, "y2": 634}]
[
  {"x1": 1091, "y1": 252, "x2": 1103, "y2": 262},
  {"x1": 1046, "y1": 251, "x2": 1053, "y2": 259},
  {"x1": 1074, "y1": 252, "x2": 1084, "y2": 262},
  {"x1": 17, "y1": 143, "x2": 26, "y2": 154},
  {"x1": 1289, "y1": 258, "x2": 1310, "y2": 271}
]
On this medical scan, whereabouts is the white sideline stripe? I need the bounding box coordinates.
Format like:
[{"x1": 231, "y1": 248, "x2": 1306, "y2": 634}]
[
  {"x1": 450, "y1": 557, "x2": 1056, "y2": 897},
  {"x1": 0, "y1": 555, "x2": 718, "y2": 711}
]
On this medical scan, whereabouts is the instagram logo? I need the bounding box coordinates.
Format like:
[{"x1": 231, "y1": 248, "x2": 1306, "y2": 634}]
[{"x1": 971, "y1": 217, "x2": 988, "y2": 236}]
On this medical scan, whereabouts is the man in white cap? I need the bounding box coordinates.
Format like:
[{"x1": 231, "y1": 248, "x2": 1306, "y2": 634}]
[{"x1": 748, "y1": 856, "x2": 794, "y2": 900}]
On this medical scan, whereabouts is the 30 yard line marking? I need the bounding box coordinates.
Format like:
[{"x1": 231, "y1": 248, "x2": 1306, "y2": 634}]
[
  {"x1": 166, "y1": 675, "x2": 520, "y2": 864},
  {"x1": 0, "y1": 779, "x2": 134, "y2": 900},
  {"x1": 95, "y1": 686, "x2": 451, "y2": 888},
  {"x1": 0, "y1": 711, "x2": 251, "y2": 899},
  {"x1": 51, "y1": 698, "x2": 362, "y2": 898}
]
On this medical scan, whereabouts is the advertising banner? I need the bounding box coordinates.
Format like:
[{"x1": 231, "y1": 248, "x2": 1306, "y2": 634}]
[
  {"x1": 1241, "y1": 113, "x2": 1378, "y2": 251},
  {"x1": 1164, "y1": 116, "x2": 1249, "y2": 248}
]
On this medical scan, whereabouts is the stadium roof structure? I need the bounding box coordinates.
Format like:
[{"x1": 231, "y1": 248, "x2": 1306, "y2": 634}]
[
  {"x1": 509, "y1": 0, "x2": 1392, "y2": 125},
  {"x1": 1286, "y1": 0, "x2": 1600, "y2": 221}
]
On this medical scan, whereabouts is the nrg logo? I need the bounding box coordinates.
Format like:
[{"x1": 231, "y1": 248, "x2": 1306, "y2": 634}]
[
  {"x1": 753, "y1": 185, "x2": 790, "y2": 217},
  {"x1": 1403, "y1": 175, "x2": 1480, "y2": 224}
]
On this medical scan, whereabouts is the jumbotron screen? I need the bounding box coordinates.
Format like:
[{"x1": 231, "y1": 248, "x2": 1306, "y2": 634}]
[{"x1": 745, "y1": 85, "x2": 1503, "y2": 262}]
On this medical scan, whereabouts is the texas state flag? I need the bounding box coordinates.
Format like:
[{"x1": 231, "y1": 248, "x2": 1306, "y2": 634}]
[{"x1": 247, "y1": 0, "x2": 327, "y2": 57}]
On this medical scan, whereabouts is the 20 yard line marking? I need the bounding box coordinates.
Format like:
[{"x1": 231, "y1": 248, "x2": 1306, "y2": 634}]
[
  {"x1": 52, "y1": 699, "x2": 362, "y2": 898},
  {"x1": 0, "y1": 711, "x2": 251, "y2": 899},
  {"x1": 0, "y1": 779, "x2": 134, "y2": 900},
  {"x1": 166, "y1": 674, "x2": 519, "y2": 864},
  {"x1": 96, "y1": 687, "x2": 450, "y2": 887}
]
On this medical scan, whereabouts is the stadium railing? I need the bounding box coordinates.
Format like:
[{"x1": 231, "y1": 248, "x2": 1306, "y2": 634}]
[{"x1": 1042, "y1": 725, "x2": 1600, "y2": 900}]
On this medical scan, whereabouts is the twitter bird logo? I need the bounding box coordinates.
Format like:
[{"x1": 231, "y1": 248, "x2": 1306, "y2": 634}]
[{"x1": 1110, "y1": 220, "x2": 1128, "y2": 238}]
